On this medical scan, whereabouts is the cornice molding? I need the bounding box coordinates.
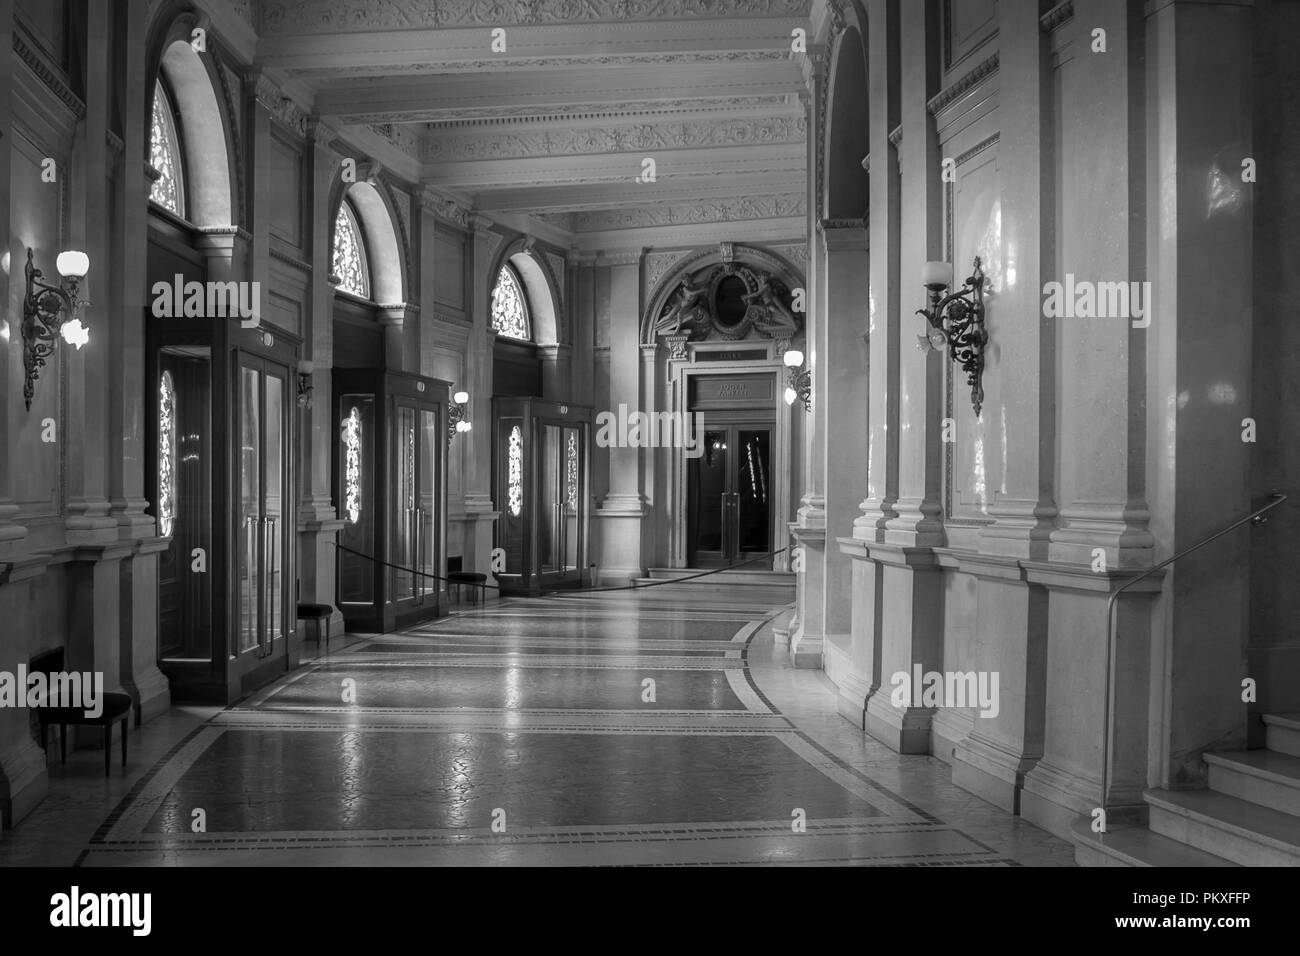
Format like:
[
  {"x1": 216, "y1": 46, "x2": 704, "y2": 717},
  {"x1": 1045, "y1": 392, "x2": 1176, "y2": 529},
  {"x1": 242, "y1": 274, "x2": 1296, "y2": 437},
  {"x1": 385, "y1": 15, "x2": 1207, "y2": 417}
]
[
  {"x1": 252, "y1": 72, "x2": 309, "y2": 137},
  {"x1": 298, "y1": 50, "x2": 789, "y2": 79},
  {"x1": 1039, "y1": 1, "x2": 1074, "y2": 33},
  {"x1": 599, "y1": 249, "x2": 644, "y2": 267},
  {"x1": 13, "y1": 26, "x2": 85, "y2": 118},
  {"x1": 260, "y1": 0, "x2": 807, "y2": 33},
  {"x1": 423, "y1": 115, "x2": 806, "y2": 163},
  {"x1": 269, "y1": 246, "x2": 313, "y2": 272},
  {"x1": 421, "y1": 188, "x2": 472, "y2": 229},
  {"x1": 571, "y1": 194, "x2": 805, "y2": 233},
  {"x1": 381, "y1": 96, "x2": 790, "y2": 127},
  {"x1": 926, "y1": 52, "x2": 999, "y2": 116}
]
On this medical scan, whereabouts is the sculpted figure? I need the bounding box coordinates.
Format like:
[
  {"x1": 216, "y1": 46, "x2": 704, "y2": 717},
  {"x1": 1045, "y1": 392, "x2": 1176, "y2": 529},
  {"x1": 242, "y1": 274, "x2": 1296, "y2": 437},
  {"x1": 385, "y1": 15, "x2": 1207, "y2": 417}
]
[
  {"x1": 743, "y1": 275, "x2": 799, "y2": 338},
  {"x1": 654, "y1": 276, "x2": 709, "y2": 337}
]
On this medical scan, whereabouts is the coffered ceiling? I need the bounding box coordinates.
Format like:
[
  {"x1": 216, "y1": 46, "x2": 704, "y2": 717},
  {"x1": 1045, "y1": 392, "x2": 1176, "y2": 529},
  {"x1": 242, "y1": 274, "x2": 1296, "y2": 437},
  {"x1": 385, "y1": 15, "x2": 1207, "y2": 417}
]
[{"x1": 244, "y1": 0, "x2": 816, "y2": 246}]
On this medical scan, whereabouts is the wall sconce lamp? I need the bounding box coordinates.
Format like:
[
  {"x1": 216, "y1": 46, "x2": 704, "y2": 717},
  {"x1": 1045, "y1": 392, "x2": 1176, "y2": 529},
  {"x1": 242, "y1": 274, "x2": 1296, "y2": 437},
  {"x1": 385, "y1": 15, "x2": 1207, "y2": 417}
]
[
  {"x1": 916, "y1": 257, "x2": 988, "y2": 417},
  {"x1": 783, "y1": 349, "x2": 811, "y2": 412},
  {"x1": 448, "y1": 389, "x2": 471, "y2": 446},
  {"x1": 23, "y1": 248, "x2": 90, "y2": 410},
  {"x1": 297, "y1": 360, "x2": 315, "y2": 408}
]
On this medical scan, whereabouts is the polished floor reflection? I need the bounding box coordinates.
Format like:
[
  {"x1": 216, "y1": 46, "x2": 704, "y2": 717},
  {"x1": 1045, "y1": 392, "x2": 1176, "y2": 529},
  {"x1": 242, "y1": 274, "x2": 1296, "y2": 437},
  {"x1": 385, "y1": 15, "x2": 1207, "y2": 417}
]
[{"x1": 0, "y1": 590, "x2": 1072, "y2": 866}]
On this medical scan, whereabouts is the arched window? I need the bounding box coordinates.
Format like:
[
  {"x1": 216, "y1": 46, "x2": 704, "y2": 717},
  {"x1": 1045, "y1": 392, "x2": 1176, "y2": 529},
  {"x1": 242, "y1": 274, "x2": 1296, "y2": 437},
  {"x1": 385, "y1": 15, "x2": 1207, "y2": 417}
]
[
  {"x1": 333, "y1": 199, "x2": 370, "y2": 298},
  {"x1": 491, "y1": 263, "x2": 531, "y2": 341},
  {"x1": 149, "y1": 81, "x2": 185, "y2": 217}
]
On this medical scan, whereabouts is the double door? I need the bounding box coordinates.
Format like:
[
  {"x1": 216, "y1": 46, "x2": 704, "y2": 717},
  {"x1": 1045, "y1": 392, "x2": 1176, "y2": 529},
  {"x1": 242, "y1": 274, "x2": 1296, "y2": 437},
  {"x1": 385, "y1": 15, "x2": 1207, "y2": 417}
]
[
  {"x1": 334, "y1": 369, "x2": 448, "y2": 633},
  {"x1": 391, "y1": 400, "x2": 441, "y2": 614},
  {"x1": 688, "y1": 423, "x2": 773, "y2": 567},
  {"x1": 236, "y1": 355, "x2": 291, "y2": 660},
  {"x1": 536, "y1": 421, "x2": 585, "y2": 584},
  {"x1": 492, "y1": 397, "x2": 590, "y2": 594},
  {"x1": 150, "y1": 314, "x2": 298, "y2": 703}
]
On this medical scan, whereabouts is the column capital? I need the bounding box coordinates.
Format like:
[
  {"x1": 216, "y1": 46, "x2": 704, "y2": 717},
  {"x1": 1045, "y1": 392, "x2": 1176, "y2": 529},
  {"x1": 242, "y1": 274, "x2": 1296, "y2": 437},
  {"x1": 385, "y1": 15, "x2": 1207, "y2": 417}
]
[
  {"x1": 818, "y1": 219, "x2": 868, "y2": 251},
  {"x1": 469, "y1": 213, "x2": 499, "y2": 238},
  {"x1": 377, "y1": 302, "x2": 416, "y2": 326},
  {"x1": 598, "y1": 248, "x2": 644, "y2": 267}
]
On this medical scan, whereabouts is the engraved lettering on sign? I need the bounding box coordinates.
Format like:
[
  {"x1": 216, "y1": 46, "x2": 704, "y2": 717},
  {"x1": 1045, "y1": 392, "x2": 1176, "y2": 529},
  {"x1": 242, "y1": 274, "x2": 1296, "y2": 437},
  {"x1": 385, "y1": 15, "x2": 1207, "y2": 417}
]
[{"x1": 718, "y1": 383, "x2": 749, "y2": 398}]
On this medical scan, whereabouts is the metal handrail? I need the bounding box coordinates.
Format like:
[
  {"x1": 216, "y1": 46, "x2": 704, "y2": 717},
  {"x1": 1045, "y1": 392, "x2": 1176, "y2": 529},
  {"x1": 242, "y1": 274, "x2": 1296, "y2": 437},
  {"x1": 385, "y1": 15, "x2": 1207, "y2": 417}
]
[{"x1": 1098, "y1": 491, "x2": 1287, "y2": 818}]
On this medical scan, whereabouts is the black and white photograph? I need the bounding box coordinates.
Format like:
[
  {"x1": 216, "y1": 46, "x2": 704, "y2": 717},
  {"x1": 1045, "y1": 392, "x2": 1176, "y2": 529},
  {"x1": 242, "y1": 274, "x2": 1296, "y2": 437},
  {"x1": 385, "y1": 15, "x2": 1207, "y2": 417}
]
[{"x1": 0, "y1": 0, "x2": 1293, "y2": 933}]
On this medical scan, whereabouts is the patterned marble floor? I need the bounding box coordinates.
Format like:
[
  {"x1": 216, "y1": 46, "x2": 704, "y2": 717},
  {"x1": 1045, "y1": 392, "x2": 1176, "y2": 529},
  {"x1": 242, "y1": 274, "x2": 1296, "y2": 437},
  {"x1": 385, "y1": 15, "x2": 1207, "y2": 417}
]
[{"x1": 0, "y1": 589, "x2": 1073, "y2": 866}]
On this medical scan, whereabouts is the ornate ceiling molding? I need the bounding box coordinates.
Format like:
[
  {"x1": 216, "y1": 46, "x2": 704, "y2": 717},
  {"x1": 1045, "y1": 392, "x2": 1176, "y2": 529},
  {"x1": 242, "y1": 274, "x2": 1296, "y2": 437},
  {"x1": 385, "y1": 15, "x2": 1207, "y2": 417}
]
[
  {"x1": 420, "y1": 188, "x2": 471, "y2": 229},
  {"x1": 571, "y1": 194, "x2": 805, "y2": 233},
  {"x1": 368, "y1": 123, "x2": 422, "y2": 158},
  {"x1": 288, "y1": 51, "x2": 790, "y2": 78},
  {"x1": 261, "y1": 0, "x2": 809, "y2": 34},
  {"x1": 253, "y1": 73, "x2": 309, "y2": 136},
  {"x1": 13, "y1": 26, "x2": 85, "y2": 118},
  {"x1": 345, "y1": 96, "x2": 792, "y2": 126},
  {"x1": 423, "y1": 115, "x2": 806, "y2": 162},
  {"x1": 926, "y1": 52, "x2": 999, "y2": 116},
  {"x1": 1040, "y1": 1, "x2": 1074, "y2": 33}
]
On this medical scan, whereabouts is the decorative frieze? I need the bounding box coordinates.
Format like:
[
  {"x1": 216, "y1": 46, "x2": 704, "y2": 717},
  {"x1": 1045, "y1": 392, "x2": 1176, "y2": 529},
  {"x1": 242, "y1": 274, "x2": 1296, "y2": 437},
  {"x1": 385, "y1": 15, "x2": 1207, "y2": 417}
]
[
  {"x1": 927, "y1": 52, "x2": 999, "y2": 116},
  {"x1": 571, "y1": 194, "x2": 804, "y2": 232},
  {"x1": 253, "y1": 74, "x2": 308, "y2": 136},
  {"x1": 423, "y1": 115, "x2": 805, "y2": 162},
  {"x1": 13, "y1": 26, "x2": 85, "y2": 118},
  {"x1": 1040, "y1": 1, "x2": 1074, "y2": 33},
  {"x1": 260, "y1": 0, "x2": 807, "y2": 33},
  {"x1": 420, "y1": 188, "x2": 471, "y2": 229}
]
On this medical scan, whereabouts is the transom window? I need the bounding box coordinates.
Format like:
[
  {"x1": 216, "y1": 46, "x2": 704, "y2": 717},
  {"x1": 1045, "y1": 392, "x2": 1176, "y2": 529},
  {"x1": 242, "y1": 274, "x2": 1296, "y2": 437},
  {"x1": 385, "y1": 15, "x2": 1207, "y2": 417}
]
[
  {"x1": 491, "y1": 264, "x2": 531, "y2": 341},
  {"x1": 332, "y1": 200, "x2": 370, "y2": 299},
  {"x1": 149, "y1": 82, "x2": 185, "y2": 217}
]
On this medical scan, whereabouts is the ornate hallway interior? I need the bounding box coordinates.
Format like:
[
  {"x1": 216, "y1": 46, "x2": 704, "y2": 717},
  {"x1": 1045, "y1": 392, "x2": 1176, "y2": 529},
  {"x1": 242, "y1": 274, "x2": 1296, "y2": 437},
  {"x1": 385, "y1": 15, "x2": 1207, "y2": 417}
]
[{"x1": 0, "y1": 591, "x2": 1068, "y2": 867}]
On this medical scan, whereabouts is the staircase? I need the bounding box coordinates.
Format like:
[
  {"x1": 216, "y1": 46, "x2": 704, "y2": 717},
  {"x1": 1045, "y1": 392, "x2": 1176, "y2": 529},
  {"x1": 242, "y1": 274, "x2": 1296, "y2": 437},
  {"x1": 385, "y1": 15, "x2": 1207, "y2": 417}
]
[
  {"x1": 1074, "y1": 712, "x2": 1300, "y2": 866},
  {"x1": 629, "y1": 567, "x2": 796, "y2": 604}
]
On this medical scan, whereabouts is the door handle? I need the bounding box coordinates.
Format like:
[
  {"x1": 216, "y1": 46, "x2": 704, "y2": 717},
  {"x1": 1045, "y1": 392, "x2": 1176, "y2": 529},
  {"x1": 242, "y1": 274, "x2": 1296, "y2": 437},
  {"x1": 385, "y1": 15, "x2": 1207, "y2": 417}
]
[{"x1": 266, "y1": 515, "x2": 278, "y2": 643}]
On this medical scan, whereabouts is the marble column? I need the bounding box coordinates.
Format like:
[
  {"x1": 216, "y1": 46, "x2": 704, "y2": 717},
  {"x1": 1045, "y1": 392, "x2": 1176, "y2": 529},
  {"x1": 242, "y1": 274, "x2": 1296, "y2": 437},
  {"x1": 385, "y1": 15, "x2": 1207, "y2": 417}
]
[
  {"x1": 379, "y1": 303, "x2": 415, "y2": 372},
  {"x1": 789, "y1": 48, "x2": 828, "y2": 670},
  {"x1": 538, "y1": 343, "x2": 572, "y2": 401},
  {"x1": 949, "y1": 0, "x2": 1054, "y2": 813},
  {"x1": 1022, "y1": 0, "x2": 1157, "y2": 837},
  {"x1": 463, "y1": 217, "x2": 500, "y2": 578},
  {"x1": 109, "y1": 0, "x2": 171, "y2": 724},
  {"x1": 297, "y1": 119, "x2": 344, "y2": 637},
  {"x1": 809, "y1": 222, "x2": 868, "y2": 685},
  {"x1": 0, "y1": 0, "x2": 42, "y2": 831},
  {"x1": 854, "y1": 0, "x2": 919, "y2": 752},
  {"x1": 1142, "y1": 0, "x2": 1255, "y2": 787},
  {"x1": 594, "y1": 250, "x2": 647, "y2": 584}
]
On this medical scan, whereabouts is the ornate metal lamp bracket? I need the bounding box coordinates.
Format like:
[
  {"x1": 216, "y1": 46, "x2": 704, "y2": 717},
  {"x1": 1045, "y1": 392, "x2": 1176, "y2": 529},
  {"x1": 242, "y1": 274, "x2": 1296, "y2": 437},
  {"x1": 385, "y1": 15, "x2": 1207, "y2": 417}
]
[{"x1": 916, "y1": 256, "x2": 988, "y2": 417}]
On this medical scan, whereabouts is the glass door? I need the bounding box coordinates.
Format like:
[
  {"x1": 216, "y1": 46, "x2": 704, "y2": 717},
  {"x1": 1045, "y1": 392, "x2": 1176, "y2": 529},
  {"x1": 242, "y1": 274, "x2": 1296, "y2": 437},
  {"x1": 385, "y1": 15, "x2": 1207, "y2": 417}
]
[
  {"x1": 688, "y1": 424, "x2": 772, "y2": 566},
  {"x1": 236, "y1": 356, "x2": 290, "y2": 658},
  {"x1": 391, "y1": 398, "x2": 441, "y2": 613},
  {"x1": 535, "y1": 420, "x2": 585, "y2": 585},
  {"x1": 561, "y1": 425, "x2": 584, "y2": 574}
]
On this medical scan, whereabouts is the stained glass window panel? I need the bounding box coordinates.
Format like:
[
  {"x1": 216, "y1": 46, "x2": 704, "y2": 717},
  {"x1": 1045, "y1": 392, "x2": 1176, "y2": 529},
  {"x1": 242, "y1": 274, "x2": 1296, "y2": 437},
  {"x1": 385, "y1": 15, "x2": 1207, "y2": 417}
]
[
  {"x1": 491, "y1": 265, "x2": 531, "y2": 341},
  {"x1": 149, "y1": 83, "x2": 184, "y2": 216},
  {"x1": 333, "y1": 201, "x2": 370, "y2": 299},
  {"x1": 507, "y1": 425, "x2": 523, "y2": 518},
  {"x1": 158, "y1": 372, "x2": 177, "y2": 537}
]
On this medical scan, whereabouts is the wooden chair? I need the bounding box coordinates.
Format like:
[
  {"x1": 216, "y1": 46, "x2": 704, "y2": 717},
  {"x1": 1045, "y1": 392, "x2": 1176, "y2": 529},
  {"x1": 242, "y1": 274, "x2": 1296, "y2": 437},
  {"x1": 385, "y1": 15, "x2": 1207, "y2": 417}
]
[{"x1": 30, "y1": 649, "x2": 133, "y2": 777}]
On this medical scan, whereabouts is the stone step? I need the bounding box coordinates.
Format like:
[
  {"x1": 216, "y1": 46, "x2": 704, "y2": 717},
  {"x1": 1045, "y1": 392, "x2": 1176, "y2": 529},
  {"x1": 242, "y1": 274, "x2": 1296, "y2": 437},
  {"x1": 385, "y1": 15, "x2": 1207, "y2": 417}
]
[
  {"x1": 1205, "y1": 750, "x2": 1300, "y2": 817},
  {"x1": 1070, "y1": 818, "x2": 1237, "y2": 867},
  {"x1": 636, "y1": 568, "x2": 795, "y2": 602},
  {"x1": 1263, "y1": 712, "x2": 1300, "y2": 759},
  {"x1": 1146, "y1": 788, "x2": 1300, "y2": 866}
]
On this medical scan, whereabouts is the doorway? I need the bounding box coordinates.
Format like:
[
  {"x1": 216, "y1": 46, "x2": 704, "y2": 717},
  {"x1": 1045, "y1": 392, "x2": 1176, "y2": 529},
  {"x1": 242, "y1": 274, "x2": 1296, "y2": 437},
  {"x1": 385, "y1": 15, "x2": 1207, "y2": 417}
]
[
  {"x1": 688, "y1": 423, "x2": 773, "y2": 567},
  {"x1": 149, "y1": 320, "x2": 299, "y2": 703}
]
